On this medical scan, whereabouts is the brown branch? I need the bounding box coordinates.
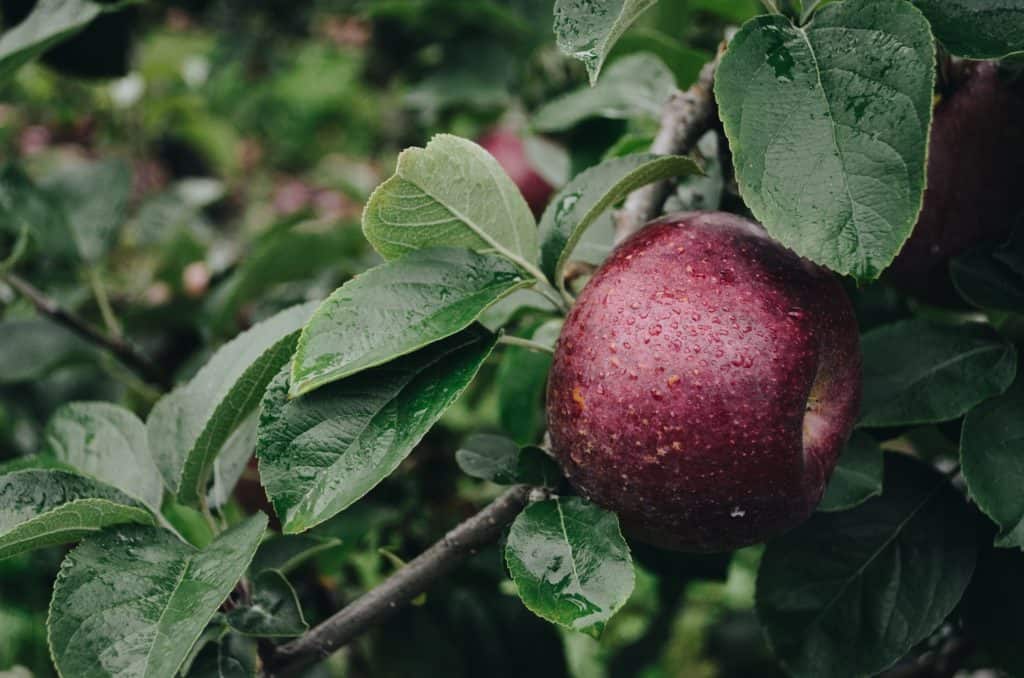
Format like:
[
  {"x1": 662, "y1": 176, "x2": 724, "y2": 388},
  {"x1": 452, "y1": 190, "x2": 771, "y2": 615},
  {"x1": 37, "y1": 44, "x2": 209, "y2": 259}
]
[
  {"x1": 3, "y1": 273, "x2": 170, "y2": 389},
  {"x1": 613, "y1": 52, "x2": 722, "y2": 244},
  {"x1": 263, "y1": 485, "x2": 539, "y2": 676}
]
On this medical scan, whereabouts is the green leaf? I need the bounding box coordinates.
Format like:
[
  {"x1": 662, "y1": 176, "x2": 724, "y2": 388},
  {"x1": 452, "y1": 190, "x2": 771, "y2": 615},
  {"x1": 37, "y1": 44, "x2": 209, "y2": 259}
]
[
  {"x1": 185, "y1": 631, "x2": 256, "y2": 678},
  {"x1": 48, "y1": 514, "x2": 267, "y2": 678},
  {"x1": 532, "y1": 54, "x2": 676, "y2": 133},
  {"x1": 207, "y1": 412, "x2": 258, "y2": 510},
  {"x1": 505, "y1": 496, "x2": 634, "y2": 638},
  {"x1": 715, "y1": 0, "x2": 935, "y2": 281},
  {"x1": 0, "y1": 0, "x2": 123, "y2": 82},
  {"x1": 961, "y1": 374, "x2": 1024, "y2": 548},
  {"x1": 0, "y1": 164, "x2": 73, "y2": 259},
  {"x1": 608, "y1": 28, "x2": 711, "y2": 88},
  {"x1": 818, "y1": 432, "x2": 883, "y2": 512},
  {"x1": 951, "y1": 234, "x2": 1024, "y2": 313},
  {"x1": 963, "y1": 547, "x2": 1024, "y2": 677},
  {"x1": 553, "y1": 0, "x2": 658, "y2": 85},
  {"x1": 147, "y1": 302, "x2": 318, "y2": 506},
  {"x1": 455, "y1": 435, "x2": 563, "y2": 488},
  {"x1": 0, "y1": 319, "x2": 94, "y2": 384},
  {"x1": 45, "y1": 158, "x2": 132, "y2": 263},
  {"x1": 291, "y1": 247, "x2": 530, "y2": 397},
  {"x1": 250, "y1": 534, "x2": 342, "y2": 575},
  {"x1": 911, "y1": 0, "x2": 1024, "y2": 59},
  {"x1": 0, "y1": 469, "x2": 153, "y2": 560},
  {"x1": 44, "y1": 401, "x2": 164, "y2": 510},
  {"x1": 226, "y1": 570, "x2": 308, "y2": 638},
  {"x1": 538, "y1": 153, "x2": 700, "y2": 292},
  {"x1": 757, "y1": 454, "x2": 977, "y2": 678},
  {"x1": 362, "y1": 135, "x2": 540, "y2": 276},
  {"x1": 497, "y1": 319, "x2": 561, "y2": 444},
  {"x1": 259, "y1": 326, "x2": 497, "y2": 534},
  {"x1": 859, "y1": 319, "x2": 1017, "y2": 427}
]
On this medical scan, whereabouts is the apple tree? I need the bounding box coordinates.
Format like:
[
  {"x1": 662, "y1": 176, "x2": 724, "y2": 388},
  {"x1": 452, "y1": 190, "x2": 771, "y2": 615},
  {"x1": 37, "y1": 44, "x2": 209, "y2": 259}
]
[{"x1": 1, "y1": 0, "x2": 1024, "y2": 676}]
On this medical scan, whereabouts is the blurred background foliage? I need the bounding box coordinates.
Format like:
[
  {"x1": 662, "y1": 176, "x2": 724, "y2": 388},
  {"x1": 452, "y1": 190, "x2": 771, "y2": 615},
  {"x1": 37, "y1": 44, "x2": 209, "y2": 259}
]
[{"x1": 0, "y1": 1, "x2": 788, "y2": 676}]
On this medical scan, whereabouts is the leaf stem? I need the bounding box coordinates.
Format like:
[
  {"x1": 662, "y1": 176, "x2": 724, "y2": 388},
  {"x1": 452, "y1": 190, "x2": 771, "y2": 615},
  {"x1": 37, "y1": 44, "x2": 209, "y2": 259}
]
[
  {"x1": 499, "y1": 335, "x2": 555, "y2": 354},
  {"x1": 87, "y1": 266, "x2": 122, "y2": 338},
  {"x1": 761, "y1": 0, "x2": 781, "y2": 13}
]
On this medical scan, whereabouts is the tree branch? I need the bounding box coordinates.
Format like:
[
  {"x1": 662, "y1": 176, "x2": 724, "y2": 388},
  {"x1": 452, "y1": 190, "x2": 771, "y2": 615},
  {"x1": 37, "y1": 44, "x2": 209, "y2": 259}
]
[
  {"x1": 613, "y1": 53, "x2": 722, "y2": 244},
  {"x1": 263, "y1": 484, "x2": 539, "y2": 676},
  {"x1": 3, "y1": 272, "x2": 170, "y2": 389}
]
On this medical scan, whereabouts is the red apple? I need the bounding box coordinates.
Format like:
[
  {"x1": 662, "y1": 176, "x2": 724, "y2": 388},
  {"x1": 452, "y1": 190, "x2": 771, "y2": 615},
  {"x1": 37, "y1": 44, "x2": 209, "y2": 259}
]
[
  {"x1": 546, "y1": 212, "x2": 861, "y2": 552},
  {"x1": 478, "y1": 129, "x2": 553, "y2": 217},
  {"x1": 886, "y1": 61, "x2": 1024, "y2": 302}
]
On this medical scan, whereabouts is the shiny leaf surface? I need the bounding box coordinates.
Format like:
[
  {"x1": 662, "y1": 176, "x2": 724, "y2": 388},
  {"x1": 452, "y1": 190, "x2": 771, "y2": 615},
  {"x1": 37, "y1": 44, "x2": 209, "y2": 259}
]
[
  {"x1": 552, "y1": 0, "x2": 658, "y2": 84},
  {"x1": 911, "y1": 0, "x2": 1024, "y2": 58}
]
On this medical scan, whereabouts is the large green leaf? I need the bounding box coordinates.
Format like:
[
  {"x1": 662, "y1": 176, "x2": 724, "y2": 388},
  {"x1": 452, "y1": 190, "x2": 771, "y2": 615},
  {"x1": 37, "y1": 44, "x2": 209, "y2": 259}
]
[
  {"x1": 147, "y1": 302, "x2": 317, "y2": 506},
  {"x1": 259, "y1": 326, "x2": 497, "y2": 534},
  {"x1": 0, "y1": 318, "x2": 94, "y2": 384},
  {"x1": 44, "y1": 402, "x2": 164, "y2": 510},
  {"x1": 0, "y1": 469, "x2": 153, "y2": 560},
  {"x1": 48, "y1": 514, "x2": 267, "y2": 678},
  {"x1": 538, "y1": 153, "x2": 700, "y2": 293},
  {"x1": 715, "y1": 0, "x2": 935, "y2": 281},
  {"x1": 859, "y1": 319, "x2": 1017, "y2": 427},
  {"x1": 757, "y1": 454, "x2": 977, "y2": 678},
  {"x1": 290, "y1": 247, "x2": 530, "y2": 397},
  {"x1": 362, "y1": 135, "x2": 540, "y2": 277},
  {"x1": 0, "y1": 0, "x2": 128, "y2": 82},
  {"x1": 911, "y1": 0, "x2": 1024, "y2": 58},
  {"x1": 532, "y1": 54, "x2": 675, "y2": 133},
  {"x1": 951, "y1": 234, "x2": 1024, "y2": 313},
  {"x1": 552, "y1": 0, "x2": 658, "y2": 84},
  {"x1": 817, "y1": 432, "x2": 883, "y2": 512},
  {"x1": 225, "y1": 570, "x2": 308, "y2": 638},
  {"x1": 45, "y1": 158, "x2": 132, "y2": 263},
  {"x1": 505, "y1": 496, "x2": 634, "y2": 638},
  {"x1": 961, "y1": 374, "x2": 1024, "y2": 548}
]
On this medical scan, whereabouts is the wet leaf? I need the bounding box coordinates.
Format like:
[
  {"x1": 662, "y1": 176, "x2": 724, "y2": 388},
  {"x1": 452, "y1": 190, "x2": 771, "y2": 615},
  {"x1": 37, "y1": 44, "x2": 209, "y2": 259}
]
[
  {"x1": 185, "y1": 631, "x2": 256, "y2": 678},
  {"x1": 259, "y1": 327, "x2": 497, "y2": 534},
  {"x1": 553, "y1": 0, "x2": 658, "y2": 85},
  {"x1": 249, "y1": 534, "x2": 342, "y2": 575},
  {"x1": 532, "y1": 54, "x2": 675, "y2": 132},
  {"x1": 716, "y1": 0, "x2": 935, "y2": 281},
  {"x1": 505, "y1": 496, "x2": 634, "y2": 638},
  {"x1": 757, "y1": 454, "x2": 976, "y2": 678},
  {"x1": 48, "y1": 514, "x2": 267, "y2": 678},
  {"x1": 44, "y1": 401, "x2": 164, "y2": 510},
  {"x1": 226, "y1": 570, "x2": 307, "y2": 638},
  {"x1": 818, "y1": 432, "x2": 883, "y2": 512},
  {"x1": 0, "y1": 469, "x2": 153, "y2": 560},
  {"x1": 859, "y1": 319, "x2": 1017, "y2": 427},
  {"x1": 291, "y1": 247, "x2": 530, "y2": 397},
  {"x1": 911, "y1": 0, "x2": 1024, "y2": 59},
  {"x1": 538, "y1": 153, "x2": 700, "y2": 293},
  {"x1": 147, "y1": 302, "x2": 318, "y2": 506},
  {"x1": 961, "y1": 374, "x2": 1024, "y2": 548},
  {"x1": 455, "y1": 434, "x2": 520, "y2": 484},
  {"x1": 363, "y1": 135, "x2": 539, "y2": 273}
]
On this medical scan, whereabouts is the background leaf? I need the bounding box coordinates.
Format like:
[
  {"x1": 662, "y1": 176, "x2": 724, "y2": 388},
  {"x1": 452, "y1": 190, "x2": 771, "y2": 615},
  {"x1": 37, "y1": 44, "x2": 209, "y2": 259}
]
[
  {"x1": 532, "y1": 54, "x2": 675, "y2": 133},
  {"x1": 44, "y1": 401, "x2": 164, "y2": 510},
  {"x1": 291, "y1": 247, "x2": 530, "y2": 397},
  {"x1": 259, "y1": 326, "x2": 497, "y2": 534},
  {"x1": 859, "y1": 319, "x2": 1017, "y2": 427},
  {"x1": 497, "y1": 319, "x2": 561, "y2": 444},
  {"x1": 185, "y1": 631, "x2": 256, "y2": 678},
  {"x1": 505, "y1": 496, "x2": 634, "y2": 638},
  {"x1": 552, "y1": 0, "x2": 658, "y2": 84},
  {"x1": 47, "y1": 514, "x2": 267, "y2": 678},
  {"x1": 818, "y1": 432, "x2": 883, "y2": 512},
  {"x1": 249, "y1": 535, "x2": 342, "y2": 576},
  {"x1": 951, "y1": 233, "x2": 1024, "y2": 312},
  {"x1": 963, "y1": 547, "x2": 1024, "y2": 677},
  {"x1": 0, "y1": 0, "x2": 113, "y2": 82},
  {"x1": 715, "y1": 0, "x2": 935, "y2": 281},
  {"x1": 756, "y1": 454, "x2": 977, "y2": 678},
  {"x1": 0, "y1": 319, "x2": 94, "y2": 384},
  {"x1": 44, "y1": 158, "x2": 132, "y2": 263},
  {"x1": 911, "y1": 0, "x2": 1024, "y2": 58},
  {"x1": 226, "y1": 569, "x2": 307, "y2": 638},
  {"x1": 0, "y1": 469, "x2": 152, "y2": 560},
  {"x1": 961, "y1": 374, "x2": 1024, "y2": 548}
]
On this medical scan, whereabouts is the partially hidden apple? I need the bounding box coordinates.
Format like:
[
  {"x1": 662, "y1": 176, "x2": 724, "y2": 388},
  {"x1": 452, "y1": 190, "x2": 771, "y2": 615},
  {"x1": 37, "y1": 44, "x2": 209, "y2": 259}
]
[
  {"x1": 886, "y1": 61, "x2": 1024, "y2": 302},
  {"x1": 478, "y1": 128, "x2": 553, "y2": 217},
  {"x1": 546, "y1": 212, "x2": 862, "y2": 552}
]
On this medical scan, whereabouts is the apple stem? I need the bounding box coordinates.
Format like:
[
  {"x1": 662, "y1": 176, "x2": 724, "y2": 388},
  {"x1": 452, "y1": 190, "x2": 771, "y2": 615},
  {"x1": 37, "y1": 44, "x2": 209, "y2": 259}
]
[{"x1": 499, "y1": 334, "x2": 555, "y2": 354}]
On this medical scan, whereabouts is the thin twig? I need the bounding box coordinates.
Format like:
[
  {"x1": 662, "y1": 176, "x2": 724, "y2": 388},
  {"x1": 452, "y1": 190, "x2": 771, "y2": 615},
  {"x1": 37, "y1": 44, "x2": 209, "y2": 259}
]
[
  {"x1": 86, "y1": 266, "x2": 122, "y2": 338},
  {"x1": 263, "y1": 485, "x2": 539, "y2": 676},
  {"x1": 498, "y1": 334, "x2": 555, "y2": 354},
  {"x1": 613, "y1": 52, "x2": 723, "y2": 244},
  {"x1": 3, "y1": 272, "x2": 170, "y2": 389}
]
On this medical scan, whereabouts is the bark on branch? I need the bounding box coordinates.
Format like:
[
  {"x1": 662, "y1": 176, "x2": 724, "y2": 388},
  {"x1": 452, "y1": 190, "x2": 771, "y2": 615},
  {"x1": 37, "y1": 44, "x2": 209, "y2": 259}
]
[
  {"x1": 613, "y1": 53, "x2": 722, "y2": 244},
  {"x1": 3, "y1": 273, "x2": 170, "y2": 389},
  {"x1": 263, "y1": 485, "x2": 539, "y2": 676}
]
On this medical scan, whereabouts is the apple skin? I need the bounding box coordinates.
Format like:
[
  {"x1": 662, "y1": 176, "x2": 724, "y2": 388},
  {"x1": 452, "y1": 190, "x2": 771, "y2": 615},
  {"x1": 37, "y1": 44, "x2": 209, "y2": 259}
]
[
  {"x1": 478, "y1": 129, "x2": 553, "y2": 217},
  {"x1": 886, "y1": 61, "x2": 1024, "y2": 302},
  {"x1": 546, "y1": 212, "x2": 862, "y2": 552}
]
